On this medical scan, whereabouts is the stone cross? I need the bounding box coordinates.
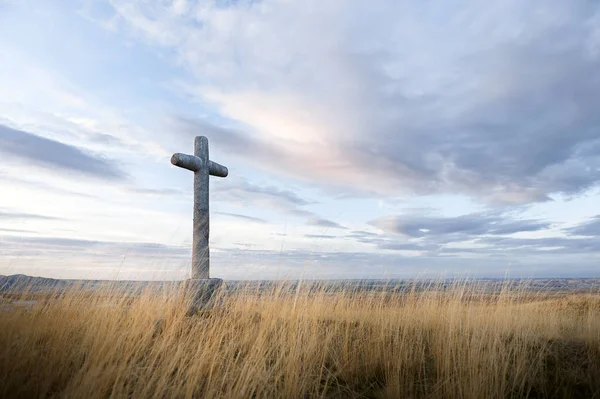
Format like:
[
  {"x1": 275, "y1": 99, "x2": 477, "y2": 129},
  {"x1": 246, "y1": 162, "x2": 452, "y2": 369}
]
[{"x1": 171, "y1": 136, "x2": 228, "y2": 280}]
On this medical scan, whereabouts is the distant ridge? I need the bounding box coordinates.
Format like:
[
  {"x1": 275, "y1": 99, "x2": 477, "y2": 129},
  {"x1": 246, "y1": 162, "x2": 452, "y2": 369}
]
[
  {"x1": 0, "y1": 274, "x2": 67, "y2": 292},
  {"x1": 0, "y1": 274, "x2": 183, "y2": 294},
  {"x1": 1, "y1": 274, "x2": 599, "y2": 294}
]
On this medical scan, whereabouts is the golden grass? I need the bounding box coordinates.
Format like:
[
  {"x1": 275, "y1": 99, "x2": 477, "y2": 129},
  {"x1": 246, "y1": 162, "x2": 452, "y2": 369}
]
[{"x1": 1, "y1": 280, "x2": 599, "y2": 398}]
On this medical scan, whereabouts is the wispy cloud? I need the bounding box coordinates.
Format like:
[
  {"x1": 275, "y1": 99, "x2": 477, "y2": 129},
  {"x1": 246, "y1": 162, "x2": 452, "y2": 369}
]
[
  {"x1": 213, "y1": 177, "x2": 348, "y2": 229},
  {"x1": 0, "y1": 228, "x2": 35, "y2": 234},
  {"x1": 0, "y1": 172, "x2": 97, "y2": 198},
  {"x1": 304, "y1": 234, "x2": 337, "y2": 239},
  {"x1": 215, "y1": 176, "x2": 312, "y2": 208},
  {"x1": 0, "y1": 124, "x2": 126, "y2": 180},
  {"x1": 565, "y1": 215, "x2": 600, "y2": 237},
  {"x1": 109, "y1": 0, "x2": 600, "y2": 204},
  {"x1": 123, "y1": 187, "x2": 186, "y2": 197},
  {"x1": 475, "y1": 236, "x2": 600, "y2": 255},
  {"x1": 370, "y1": 213, "x2": 551, "y2": 239},
  {"x1": 0, "y1": 235, "x2": 190, "y2": 258},
  {"x1": 215, "y1": 212, "x2": 268, "y2": 224},
  {"x1": 0, "y1": 209, "x2": 62, "y2": 221},
  {"x1": 308, "y1": 218, "x2": 347, "y2": 230}
]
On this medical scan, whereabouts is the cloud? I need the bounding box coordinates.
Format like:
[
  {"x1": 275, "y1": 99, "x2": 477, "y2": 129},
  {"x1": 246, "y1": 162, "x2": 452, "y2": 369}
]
[
  {"x1": 167, "y1": 116, "x2": 282, "y2": 168},
  {"x1": 211, "y1": 175, "x2": 347, "y2": 230},
  {"x1": 343, "y1": 230, "x2": 438, "y2": 253},
  {"x1": 215, "y1": 212, "x2": 268, "y2": 224},
  {"x1": 211, "y1": 247, "x2": 600, "y2": 279},
  {"x1": 0, "y1": 124, "x2": 125, "y2": 180},
  {"x1": 212, "y1": 176, "x2": 345, "y2": 226},
  {"x1": 345, "y1": 230, "x2": 384, "y2": 244},
  {"x1": 0, "y1": 172, "x2": 97, "y2": 198},
  {"x1": 354, "y1": 224, "x2": 600, "y2": 256},
  {"x1": 566, "y1": 216, "x2": 600, "y2": 237},
  {"x1": 354, "y1": 212, "x2": 576, "y2": 256},
  {"x1": 0, "y1": 209, "x2": 61, "y2": 221},
  {"x1": 376, "y1": 242, "x2": 431, "y2": 252},
  {"x1": 475, "y1": 236, "x2": 600, "y2": 254},
  {"x1": 308, "y1": 218, "x2": 347, "y2": 230},
  {"x1": 0, "y1": 228, "x2": 34, "y2": 234},
  {"x1": 124, "y1": 187, "x2": 186, "y2": 197},
  {"x1": 0, "y1": 235, "x2": 190, "y2": 258},
  {"x1": 214, "y1": 176, "x2": 312, "y2": 209},
  {"x1": 108, "y1": 0, "x2": 600, "y2": 204},
  {"x1": 276, "y1": 208, "x2": 347, "y2": 230},
  {"x1": 304, "y1": 234, "x2": 337, "y2": 239},
  {"x1": 370, "y1": 212, "x2": 550, "y2": 239}
]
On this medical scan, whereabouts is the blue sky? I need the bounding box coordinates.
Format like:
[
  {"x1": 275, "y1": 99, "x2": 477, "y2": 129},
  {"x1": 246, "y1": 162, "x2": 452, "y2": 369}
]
[{"x1": 1, "y1": 0, "x2": 599, "y2": 280}]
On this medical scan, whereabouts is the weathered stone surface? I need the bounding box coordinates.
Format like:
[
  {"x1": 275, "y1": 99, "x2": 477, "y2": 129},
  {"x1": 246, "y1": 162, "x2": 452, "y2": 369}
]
[
  {"x1": 172, "y1": 136, "x2": 228, "y2": 280},
  {"x1": 170, "y1": 153, "x2": 228, "y2": 177},
  {"x1": 184, "y1": 278, "x2": 224, "y2": 315}
]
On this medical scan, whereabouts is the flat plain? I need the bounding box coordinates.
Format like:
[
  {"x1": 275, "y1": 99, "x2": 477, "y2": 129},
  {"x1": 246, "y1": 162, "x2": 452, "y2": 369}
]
[{"x1": 1, "y1": 277, "x2": 599, "y2": 398}]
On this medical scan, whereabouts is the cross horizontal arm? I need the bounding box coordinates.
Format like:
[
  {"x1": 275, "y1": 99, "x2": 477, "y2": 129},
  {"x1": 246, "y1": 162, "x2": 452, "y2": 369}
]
[
  {"x1": 171, "y1": 153, "x2": 229, "y2": 177},
  {"x1": 208, "y1": 161, "x2": 228, "y2": 177},
  {"x1": 171, "y1": 153, "x2": 201, "y2": 172}
]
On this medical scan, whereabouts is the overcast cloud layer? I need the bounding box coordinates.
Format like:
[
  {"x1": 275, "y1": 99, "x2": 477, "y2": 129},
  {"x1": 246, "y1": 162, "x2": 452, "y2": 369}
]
[
  {"x1": 107, "y1": 0, "x2": 600, "y2": 203},
  {"x1": 0, "y1": 1, "x2": 599, "y2": 279}
]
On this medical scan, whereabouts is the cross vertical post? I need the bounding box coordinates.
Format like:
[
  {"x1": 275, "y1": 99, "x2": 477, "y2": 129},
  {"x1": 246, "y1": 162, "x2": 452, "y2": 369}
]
[
  {"x1": 193, "y1": 136, "x2": 210, "y2": 279},
  {"x1": 171, "y1": 136, "x2": 228, "y2": 280}
]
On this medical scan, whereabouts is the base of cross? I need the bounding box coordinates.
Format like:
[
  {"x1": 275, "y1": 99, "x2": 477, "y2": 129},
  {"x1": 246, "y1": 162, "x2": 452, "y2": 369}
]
[{"x1": 183, "y1": 278, "x2": 224, "y2": 315}]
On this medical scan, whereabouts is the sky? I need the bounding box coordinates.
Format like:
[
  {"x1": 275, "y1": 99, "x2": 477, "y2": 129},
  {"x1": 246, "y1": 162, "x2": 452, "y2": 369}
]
[{"x1": 0, "y1": 0, "x2": 599, "y2": 280}]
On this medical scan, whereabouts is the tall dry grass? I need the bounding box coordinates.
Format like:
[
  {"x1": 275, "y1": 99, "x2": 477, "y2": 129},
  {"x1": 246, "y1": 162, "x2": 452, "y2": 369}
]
[{"x1": 1, "y1": 280, "x2": 599, "y2": 398}]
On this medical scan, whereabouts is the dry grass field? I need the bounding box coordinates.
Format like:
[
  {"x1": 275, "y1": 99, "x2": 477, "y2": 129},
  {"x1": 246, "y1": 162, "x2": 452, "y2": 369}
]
[{"x1": 1, "y1": 280, "x2": 599, "y2": 398}]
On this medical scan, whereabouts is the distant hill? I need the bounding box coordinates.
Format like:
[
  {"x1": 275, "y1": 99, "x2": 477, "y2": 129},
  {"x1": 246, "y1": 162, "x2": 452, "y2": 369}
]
[
  {"x1": 0, "y1": 274, "x2": 69, "y2": 292},
  {"x1": 0, "y1": 274, "x2": 183, "y2": 294},
  {"x1": 1, "y1": 274, "x2": 599, "y2": 295}
]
